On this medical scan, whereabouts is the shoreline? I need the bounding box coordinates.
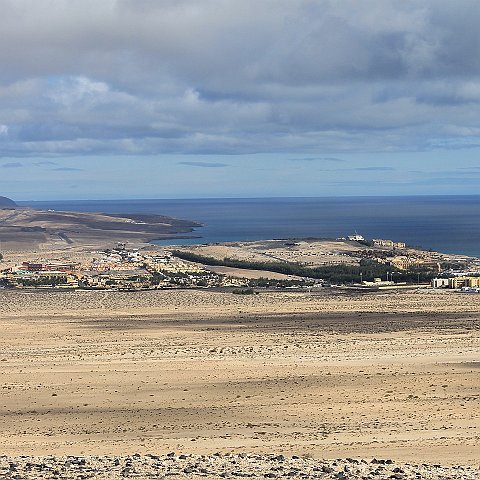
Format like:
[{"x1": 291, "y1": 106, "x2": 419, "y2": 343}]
[{"x1": 17, "y1": 195, "x2": 480, "y2": 259}]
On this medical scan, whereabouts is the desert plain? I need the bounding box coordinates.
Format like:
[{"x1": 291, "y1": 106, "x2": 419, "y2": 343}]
[{"x1": 0, "y1": 286, "x2": 478, "y2": 468}]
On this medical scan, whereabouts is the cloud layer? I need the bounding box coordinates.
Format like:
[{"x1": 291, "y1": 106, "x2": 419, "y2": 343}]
[{"x1": 1, "y1": 0, "x2": 480, "y2": 158}]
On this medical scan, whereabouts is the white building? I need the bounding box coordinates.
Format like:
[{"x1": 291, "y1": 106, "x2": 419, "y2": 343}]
[
  {"x1": 431, "y1": 278, "x2": 449, "y2": 288},
  {"x1": 347, "y1": 233, "x2": 365, "y2": 241}
]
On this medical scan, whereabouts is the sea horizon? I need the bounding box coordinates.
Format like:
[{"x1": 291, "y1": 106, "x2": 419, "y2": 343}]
[{"x1": 17, "y1": 193, "x2": 480, "y2": 202}]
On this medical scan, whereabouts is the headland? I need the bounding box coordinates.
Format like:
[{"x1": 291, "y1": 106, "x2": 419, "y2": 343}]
[
  {"x1": 0, "y1": 205, "x2": 200, "y2": 253},
  {"x1": 0, "y1": 195, "x2": 17, "y2": 208}
]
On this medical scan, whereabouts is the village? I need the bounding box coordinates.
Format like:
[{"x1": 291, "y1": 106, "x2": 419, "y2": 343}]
[
  {"x1": 1, "y1": 236, "x2": 480, "y2": 293},
  {"x1": 0, "y1": 244, "x2": 234, "y2": 290}
]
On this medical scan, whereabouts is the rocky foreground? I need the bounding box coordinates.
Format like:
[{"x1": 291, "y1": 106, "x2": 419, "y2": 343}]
[{"x1": 0, "y1": 454, "x2": 478, "y2": 480}]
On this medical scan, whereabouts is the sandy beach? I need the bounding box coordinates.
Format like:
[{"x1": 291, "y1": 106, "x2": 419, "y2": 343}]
[{"x1": 0, "y1": 288, "x2": 478, "y2": 466}]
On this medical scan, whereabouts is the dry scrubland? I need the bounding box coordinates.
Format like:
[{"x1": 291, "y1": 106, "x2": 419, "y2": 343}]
[
  {"x1": 0, "y1": 287, "x2": 479, "y2": 471},
  {"x1": 173, "y1": 240, "x2": 363, "y2": 267},
  {"x1": 0, "y1": 207, "x2": 198, "y2": 254}
]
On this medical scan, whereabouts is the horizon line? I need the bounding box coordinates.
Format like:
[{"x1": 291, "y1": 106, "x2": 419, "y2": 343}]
[{"x1": 16, "y1": 193, "x2": 480, "y2": 203}]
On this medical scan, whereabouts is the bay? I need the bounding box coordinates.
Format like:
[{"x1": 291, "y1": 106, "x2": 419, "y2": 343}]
[{"x1": 19, "y1": 195, "x2": 480, "y2": 258}]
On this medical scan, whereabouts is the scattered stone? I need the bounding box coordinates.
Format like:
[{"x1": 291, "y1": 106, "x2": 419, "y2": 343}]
[{"x1": 0, "y1": 455, "x2": 477, "y2": 479}]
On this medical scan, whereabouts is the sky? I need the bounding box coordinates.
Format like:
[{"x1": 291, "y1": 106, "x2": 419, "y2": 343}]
[{"x1": 1, "y1": 0, "x2": 480, "y2": 200}]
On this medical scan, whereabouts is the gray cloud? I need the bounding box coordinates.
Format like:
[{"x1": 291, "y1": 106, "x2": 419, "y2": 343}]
[
  {"x1": 178, "y1": 161, "x2": 229, "y2": 168},
  {"x1": 1, "y1": 1, "x2": 480, "y2": 157},
  {"x1": 411, "y1": 176, "x2": 480, "y2": 186},
  {"x1": 2, "y1": 162, "x2": 23, "y2": 168},
  {"x1": 52, "y1": 167, "x2": 84, "y2": 171},
  {"x1": 290, "y1": 157, "x2": 345, "y2": 163},
  {"x1": 430, "y1": 168, "x2": 480, "y2": 176},
  {"x1": 34, "y1": 160, "x2": 58, "y2": 166},
  {"x1": 355, "y1": 166, "x2": 396, "y2": 171}
]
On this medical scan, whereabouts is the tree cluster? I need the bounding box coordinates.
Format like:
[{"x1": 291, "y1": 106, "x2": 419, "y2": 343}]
[{"x1": 171, "y1": 250, "x2": 437, "y2": 284}]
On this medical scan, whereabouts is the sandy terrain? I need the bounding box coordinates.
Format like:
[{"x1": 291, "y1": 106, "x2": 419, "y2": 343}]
[
  {"x1": 0, "y1": 288, "x2": 478, "y2": 466},
  {"x1": 0, "y1": 207, "x2": 199, "y2": 252},
  {"x1": 204, "y1": 265, "x2": 301, "y2": 280},
  {"x1": 174, "y1": 239, "x2": 362, "y2": 267}
]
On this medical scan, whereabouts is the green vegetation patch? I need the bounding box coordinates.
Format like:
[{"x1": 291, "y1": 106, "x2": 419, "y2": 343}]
[
  {"x1": 232, "y1": 288, "x2": 255, "y2": 295},
  {"x1": 172, "y1": 250, "x2": 436, "y2": 284}
]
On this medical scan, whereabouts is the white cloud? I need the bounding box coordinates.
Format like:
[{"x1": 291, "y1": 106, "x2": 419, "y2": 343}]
[{"x1": 48, "y1": 76, "x2": 110, "y2": 107}]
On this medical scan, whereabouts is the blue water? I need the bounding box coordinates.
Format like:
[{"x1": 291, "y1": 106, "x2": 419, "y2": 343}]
[{"x1": 19, "y1": 196, "x2": 480, "y2": 258}]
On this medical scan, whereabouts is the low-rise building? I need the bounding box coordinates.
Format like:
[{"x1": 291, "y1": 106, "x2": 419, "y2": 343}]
[
  {"x1": 373, "y1": 239, "x2": 394, "y2": 248},
  {"x1": 19, "y1": 261, "x2": 78, "y2": 273},
  {"x1": 431, "y1": 276, "x2": 480, "y2": 289},
  {"x1": 431, "y1": 278, "x2": 449, "y2": 288},
  {"x1": 373, "y1": 239, "x2": 406, "y2": 249},
  {"x1": 347, "y1": 233, "x2": 364, "y2": 241},
  {"x1": 388, "y1": 256, "x2": 441, "y2": 272},
  {"x1": 449, "y1": 276, "x2": 480, "y2": 289}
]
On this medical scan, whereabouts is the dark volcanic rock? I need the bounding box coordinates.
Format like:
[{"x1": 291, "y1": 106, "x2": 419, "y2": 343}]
[{"x1": 0, "y1": 455, "x2": 478, "y2": 480}]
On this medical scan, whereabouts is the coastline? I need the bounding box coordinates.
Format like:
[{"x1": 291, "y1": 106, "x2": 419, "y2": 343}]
[
  {"x1": 18, "y1": 196, "x2": 480, "y2": 258},
  {"x1": 0, "y1": 207, "x2": 201, "y2": 253}
]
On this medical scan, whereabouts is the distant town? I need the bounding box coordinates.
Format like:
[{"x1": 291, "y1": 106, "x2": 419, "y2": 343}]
[
  {"x1": 1, "y1": 245, "x2": 225, "y2": 291},
  {"x1": 1, "y1": 235, "x2": 479, "y2": 293}
]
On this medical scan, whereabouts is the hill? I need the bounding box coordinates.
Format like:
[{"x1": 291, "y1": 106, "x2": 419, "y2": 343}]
[
  {"x1": 0, "y1": 207, "x2": 201, "y2": 251},
  {"x1": 0, "y1": 196, "x2": 16, "y2": 208}
]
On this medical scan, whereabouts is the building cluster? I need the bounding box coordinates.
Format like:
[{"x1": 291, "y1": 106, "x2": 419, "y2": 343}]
[
  {"x1": 145, "y1": 253, "x2": 221, "y2": 288},
  {"x1": 343, "y1": 235, "x2": 442, "y2": 272},
  {"x1": 431, "y1": 276, "x2": 480, "y2": 292},
  {"x1": 2, "y1": 237, "x2": 478, "y2": 292},
  {"x1": 0, "y1": 246, "x2": 223, "y2": 290},
  {"x1": 358, "y1": 249, "x2": 441, "y2": 272},
  {"x1": 385, "y1": 256, "x2": 441, "y2": 272},
  {"x1": 20, "y1": 261, "x2": 78, "y2": 272},
  {"x1": 82, "y1": 247, "x2": 226, "y2": 289},
  {"x1": 2, "y1": 261, "x2": 80, "y2": 288},
  {"x1": 372, "y1": 238, "x2": 406, "y2": 249},
  {"x1": 357, "y1": 238, "x2": 443, "y2": 271},
  {"x1": 343, "y1": 235, "x2": 406, "y2": 249},
  {"x1": 0, "y1": 246, "x2": 314, "y2": 291}
]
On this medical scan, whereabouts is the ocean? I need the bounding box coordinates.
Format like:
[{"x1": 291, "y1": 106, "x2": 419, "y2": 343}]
[{"x1": 19, "y1": 196, "x2": 480, "y2": 258}]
